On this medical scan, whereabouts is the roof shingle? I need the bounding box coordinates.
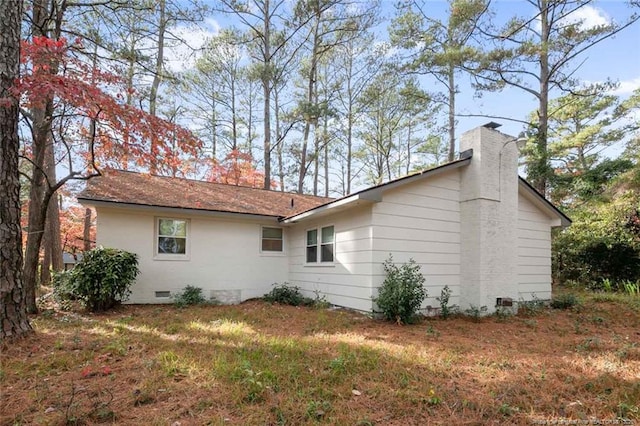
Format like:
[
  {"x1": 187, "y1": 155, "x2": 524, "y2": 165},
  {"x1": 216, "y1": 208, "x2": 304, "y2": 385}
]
[{"x1": 78, "y1": 170, "x2": 333, "y2": 218}]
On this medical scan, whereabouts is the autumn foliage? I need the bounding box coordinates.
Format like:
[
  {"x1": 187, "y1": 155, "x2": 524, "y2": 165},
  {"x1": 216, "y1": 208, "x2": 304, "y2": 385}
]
[
  {"x1": 206, "y1": 150, "x2": 276, "y2": 189},
  {"x1": 18, "y1": 36, "x2": 202, "y2": 176},
  {"x1": 60, "y1": 206, "x2": 95, "y2": 253}
]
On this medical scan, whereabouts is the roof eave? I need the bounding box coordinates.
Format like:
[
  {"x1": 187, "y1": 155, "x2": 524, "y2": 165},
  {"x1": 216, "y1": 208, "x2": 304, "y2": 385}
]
[
  {"x1": 78, "y1": 197, "x2": 284, "y2": 222},
  {"x1": 280, "y1": 190, "x2": 382, "y2": 224},
  {"x1": 281, "y1": 157, "x2": 472, "y2": 224}
]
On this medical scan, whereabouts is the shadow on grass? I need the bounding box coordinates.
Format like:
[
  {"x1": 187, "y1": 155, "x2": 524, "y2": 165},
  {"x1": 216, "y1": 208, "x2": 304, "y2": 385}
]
[{"x1": 2, "y1": 301, "x2": 639, "y2": 425}]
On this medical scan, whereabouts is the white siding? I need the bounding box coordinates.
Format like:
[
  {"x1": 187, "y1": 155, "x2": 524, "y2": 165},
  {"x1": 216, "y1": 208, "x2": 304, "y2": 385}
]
[
  {"x1": 95, "y1": 207, "x2": 288, "y2": 304},
  {"x1": 371, "y1": 170, "x2": 462, "y2": 310},
  {"x1": 517, "y1": 194, "x2": 553, "y2": 300},
  {"x1": 288, "y1": 205, "x2": 374, "y2": 312}
]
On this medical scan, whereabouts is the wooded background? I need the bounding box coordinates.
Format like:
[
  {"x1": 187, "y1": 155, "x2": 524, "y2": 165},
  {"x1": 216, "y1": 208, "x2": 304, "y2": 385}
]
[{"x1": 3, "y1": 0, "x2": 640, "y2": 328}]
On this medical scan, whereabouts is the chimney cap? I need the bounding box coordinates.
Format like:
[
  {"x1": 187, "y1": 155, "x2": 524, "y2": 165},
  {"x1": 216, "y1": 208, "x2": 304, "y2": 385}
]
[{"x1": 482, "y1": 121, "x2": 502, "y2": 129}]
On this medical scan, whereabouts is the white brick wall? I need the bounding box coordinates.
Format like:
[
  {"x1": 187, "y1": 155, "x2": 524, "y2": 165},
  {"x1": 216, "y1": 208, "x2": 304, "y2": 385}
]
[{"x1": 459, "y1": 126, "x2": 520, "y2": 313}]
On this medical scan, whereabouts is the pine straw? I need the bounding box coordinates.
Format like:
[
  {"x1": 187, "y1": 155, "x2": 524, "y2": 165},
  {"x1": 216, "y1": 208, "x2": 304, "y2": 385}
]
[{"x1": 2, "y1": 292, "x2": 639, "y2": 425}]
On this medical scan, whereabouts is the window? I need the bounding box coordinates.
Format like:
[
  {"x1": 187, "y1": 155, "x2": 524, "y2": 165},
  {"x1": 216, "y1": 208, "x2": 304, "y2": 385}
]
[
  {"x1": 321, "y1": 226, "x2": 334, "y2": 262},
  {"x1": 306, "y1": 225, "x2": 334, "y2": 263},
  {"x1": 157, "y1": 218, "x2": 187, "y2": 255},
  {"x1": 306, "y1": 229, "x2": 318, "y2": 262},
  {"x1": 262, "y1": 227, "x2": 283, "y2": 252}
]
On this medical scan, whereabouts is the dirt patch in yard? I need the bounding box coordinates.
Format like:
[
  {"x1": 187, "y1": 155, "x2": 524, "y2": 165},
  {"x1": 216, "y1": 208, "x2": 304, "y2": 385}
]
[{"x1": 2, "y1": 291, "x2": 639, "y2": 425}]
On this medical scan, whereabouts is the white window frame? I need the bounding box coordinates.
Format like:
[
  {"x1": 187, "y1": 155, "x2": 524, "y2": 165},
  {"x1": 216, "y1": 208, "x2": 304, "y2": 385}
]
[
  {"x1": 305, "y1": 225, "x2": 335, "y2": 265},
  {"x1": 260, "y1": 226, "x2": 285, "y2": 254},
  {"x1": 154, "y1": 217, "x2": 190, "y2": 261}
]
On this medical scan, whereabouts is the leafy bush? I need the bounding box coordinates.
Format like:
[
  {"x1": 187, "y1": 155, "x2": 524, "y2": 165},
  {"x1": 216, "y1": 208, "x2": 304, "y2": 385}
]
[
  {"x1": 518, "y1": 294, "x2": 546, "y2": 316},
  {"x1": 437, "y1": 285, "x2": 458, "y2": 319},
  {"x1": 264, "y1": 283, "x2": 313, "y2": 306},
  {"x1": 52, "y1": 270, "x2": 77, "y2": 302},
  {"x1": 374, "y1": 255, "x2": 427, "y2": 324},
  {"x1": 550, "y1": 293, "x2": 580, "y2": 310},
  {"x1": 553, "y1": 192, "x2": 640, "y2": 287},
  {"x1": 173, "y1": 286, "x2": 208, "y2": 308},
  {"x1": 465, "y1": 305, "x2": 488, "y2": 321},
  {"x1": 56, "y1": 247, "x2": 139, "y2": 312}
]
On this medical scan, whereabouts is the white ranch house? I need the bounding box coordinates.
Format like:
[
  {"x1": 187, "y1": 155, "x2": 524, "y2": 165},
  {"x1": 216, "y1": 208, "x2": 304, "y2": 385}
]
[{"x1": 78, "y1": 124, "x2": 570, "y2": 314}]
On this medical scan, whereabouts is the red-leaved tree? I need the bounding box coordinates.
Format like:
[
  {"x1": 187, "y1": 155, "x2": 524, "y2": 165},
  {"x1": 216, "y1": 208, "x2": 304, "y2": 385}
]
[
  {"x1": 60, "y1": 205, "x2": 96, "y2": 254},
  {"x1": 18, "y1": 35, "x2": 202, "y2": 312},
  {"x1": 206, "y1": 149, "x2": 277, "y2": 189}
]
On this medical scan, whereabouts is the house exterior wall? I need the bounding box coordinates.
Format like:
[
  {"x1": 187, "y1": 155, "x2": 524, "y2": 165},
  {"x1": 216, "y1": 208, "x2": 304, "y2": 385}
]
[
  {"x1": 517, "y1": 193, "x2": 553, "y2": 300},
  {"x1": 95, "y1": 207, "x2": 288, "y2": 304},
  {"x1": 287, "y1": 205, "x2": 374, "y2": 312},
  {"x1": 370, "y1": 170, "x2": 462, "y2": 311}
]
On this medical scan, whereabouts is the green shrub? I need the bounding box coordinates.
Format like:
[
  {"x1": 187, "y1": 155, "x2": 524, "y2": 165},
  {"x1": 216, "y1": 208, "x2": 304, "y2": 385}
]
[
  {"x1": 59, "y1": 247, "x2": 139, "y2": 312},
  {"x1": 437, "y1": 285, "x2": 458, "y2": 319},
  {"x1": 465, "y1": 305, "x2": 488, "y2": 321},
  {"x1": 553, "y1": 193, "x2": 640, "y2": 287},
  {"x1": 550, "y1": 293, "x2": 580, "y2": 310},
  {"x1": 264, "y1": 283, "x2": 313, "y2": 306},
  {"x1": 173, "y1": 286, "x2": 207, "y2": 308},
  {"x1": 52, "y1": 270, "x2": 77, "y2": 302},
  {"x1": 518, "y1": 294, "x2": 546, "y2": 316},
  {"x1": 374, "y1": 255, "x2": 427, "y2": 324}
]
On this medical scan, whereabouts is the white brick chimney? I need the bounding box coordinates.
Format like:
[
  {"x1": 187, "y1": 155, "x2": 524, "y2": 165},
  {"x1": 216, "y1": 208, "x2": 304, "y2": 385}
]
[{"x1": 459, "y1": 124, "x2": 521, "y2": 313}]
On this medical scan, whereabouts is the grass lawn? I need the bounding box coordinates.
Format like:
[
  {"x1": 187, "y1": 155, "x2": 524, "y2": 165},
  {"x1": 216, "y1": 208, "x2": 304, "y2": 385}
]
[{"x1": 1, "y1": 291, "x2": 639, "y2": 425}]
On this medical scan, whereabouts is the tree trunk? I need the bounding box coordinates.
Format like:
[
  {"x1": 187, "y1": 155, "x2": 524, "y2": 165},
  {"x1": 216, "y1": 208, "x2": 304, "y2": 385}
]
[
  {"x1": 40, "y1": 228, "x2": 51, "y2": 286},
  {"x1": 211, "y1": 97, "x2": 217, "y2": 160},
  {"x1": 24, "y1": 0, "x2": 63, "y2": 313},
  {"x1": 1, "y1": 0, "x2": 32, "y2": 340},
  {"x1": 406, "y1": 120, "x2": 412, "y2": 175},
  {"x1": 247, "y1": 79, "x2": 254, "y2": 153},
  {"x1": 323, "y1": 112, "x2": 329, "y2": 198},
  {"x1": 149, "y1": 0, "x2": 166, "y2": 174},
  {"x1": 41, "y1": 141, "x2": 63, "y2": 285},
  {"x1": 298, "y1": 10, "x2": 321, "y2": 194},
  {"x1": 262, "y1": 0, "x2": 272, "y2": 190},
  {"x1": 123, "y1": 38, "x2": 136, "y2": 170},
  {"x1": 231, "y1": 77, "x2": 238, "y2": 151},
  {"x1": 313, "y1": 128, "x2": 319, "y2": 196},
  {"x1": 448, "y1": 63, "x2": 456, "y2": 162},
  {"x1": 346, "y1": 63, "x2": 353, "y2": 195},
  {"x1": 24, "y1": 185, "x2": 52, "y2": 314},
  {"x1": 83, "y1": 208, "x2": 92, "y2": 251},
  {"x1": 274, "y1": 86, "x2": 285, "y2": 191},
  {"x1": 536, "y1": 0, "x2": 550, "y2": 195}
]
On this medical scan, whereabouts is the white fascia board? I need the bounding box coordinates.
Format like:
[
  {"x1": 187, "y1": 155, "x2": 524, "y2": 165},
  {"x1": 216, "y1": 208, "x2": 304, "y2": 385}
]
[{"x1": 280, "y1": 190, "x2": 382, "y2": 224}]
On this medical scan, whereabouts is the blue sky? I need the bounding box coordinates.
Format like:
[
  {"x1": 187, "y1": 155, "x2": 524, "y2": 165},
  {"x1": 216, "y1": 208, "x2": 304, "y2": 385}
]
[
  {"x1": 181, "y1": 0, "x2": 639, "y2": 138},
  {"x1": 376, "y1": 0, "x2": 640, "y2": 139},
  {"x1": 167, "y1": 0, "x2": 640, "y2": 169}
]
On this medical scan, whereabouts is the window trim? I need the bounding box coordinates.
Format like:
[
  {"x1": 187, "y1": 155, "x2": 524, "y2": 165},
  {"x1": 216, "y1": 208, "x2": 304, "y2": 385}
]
[
  {"x1": 154, "y1": 217, "x2": 190, "y2": 261},
  {"x1": 305, "y1": 224, "x2": 335, "y2": 265},
  {"x1": 260, "y1": 226, "x2": 285, "y2": 254}
]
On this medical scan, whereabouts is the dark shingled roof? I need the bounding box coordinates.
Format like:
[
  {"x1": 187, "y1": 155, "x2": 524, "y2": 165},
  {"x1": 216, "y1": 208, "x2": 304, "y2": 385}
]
[{"x1": 78, "y1": 169, "x2": 333, "y2": 218}]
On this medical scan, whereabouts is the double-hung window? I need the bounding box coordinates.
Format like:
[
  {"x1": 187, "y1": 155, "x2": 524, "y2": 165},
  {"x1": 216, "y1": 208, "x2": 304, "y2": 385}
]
[
  {"x1": 157, "y1": 218, "x2": 188, "y2": 256},
  {"x1": 261, "y1": 227, "x2": 283, "y2": 252},
  {"x1": 306, "y1": 225, "x2": 334, "y2": 263}
]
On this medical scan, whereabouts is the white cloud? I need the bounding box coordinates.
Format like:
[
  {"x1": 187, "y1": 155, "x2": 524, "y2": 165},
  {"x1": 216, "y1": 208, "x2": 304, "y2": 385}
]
[
  {"x1": 164, "y1": 18, "x2": 220, "y2": 73},
  {"x1": 562, "y1": 5, "x2": 611, "y2": 31},
  {"x1": 534, "y1": 5, "x2": 611, "y2": 34},
  {"x1": 610, "y1": 77, "x2": 640, "y2": 95}
]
